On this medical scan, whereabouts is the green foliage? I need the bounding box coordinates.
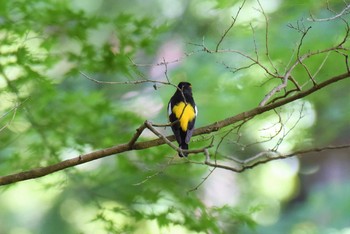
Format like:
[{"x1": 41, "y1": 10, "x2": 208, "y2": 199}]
[{"x1": 1, "y1": 0, "x2": 350, "y2": 233}]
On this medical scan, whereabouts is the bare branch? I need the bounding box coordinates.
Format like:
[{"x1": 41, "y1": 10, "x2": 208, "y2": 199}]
[
  {"x1": 144, "y1": 120, "x2": 180, "y2": 154},
  {"x1": 259, "y1": 22, "x2": 349, "y2": 106},
  {"x1": 215, "y1": 0, "x2": 247, "y2": 52},
  {"x1": 128, "y1": 52, "x2": 195, "y2": 67},
  {"x1": 162, "y1": 57, "x2": 171, "y2": 83},
  {"x1": 79, "y1": 71, "x2": 171, "y2": 86},
  {"x1": 221, "y1": 60, "x2": 257, "y2": 74},
  {"x1": 133, "y1": 156, "x2": 176, "y2": 186},
  {"x1": 294, "y1": 26, "x2": 317, "y2": 85},
  {"x1": 1, "y1": 71, "x2": 349, "y2": 186},
  {"x1": 213, "y1": 48, "x2": 280, "y2": 78},
  {"x1": 204, "y1": 144, "x2": 350, "y2": 173},
  {"x1": 259, "y1": 25, "x2": 312, "y2": 106},
  {"x1": 187, "y1": 166, "x2": 216, "y2": 194},
  {"x1": 256, "y1": 0, "x2": 278, "y2": 74},
  {"x1": 308, "y1": 4, "x2": 350, "y2": 22},
  {"x1": 0, "y1": 101, "x2": 26, "y2": 133}
]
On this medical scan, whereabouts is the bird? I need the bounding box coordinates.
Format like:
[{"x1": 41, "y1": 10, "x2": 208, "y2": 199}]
[{"x1": 168, "y1": 82, "x2": 197, "y2": 157}]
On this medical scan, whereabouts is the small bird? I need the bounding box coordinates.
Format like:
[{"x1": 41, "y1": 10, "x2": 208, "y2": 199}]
[{"x1": 168, "y1": 82, "x2": 197, "y2": 157}]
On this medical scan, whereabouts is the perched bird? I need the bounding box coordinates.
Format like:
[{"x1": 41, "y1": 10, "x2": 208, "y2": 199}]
[{"x1": 168, "y1": 82, "x2": 197, "y2": 157}]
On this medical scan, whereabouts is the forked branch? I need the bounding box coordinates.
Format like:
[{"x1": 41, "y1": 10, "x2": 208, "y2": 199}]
[
  {"x1": 204, "y1": 144, "x2": 350, "y2": 172},
  {"x1": 308, "y1": 4, "x2": 350, "y2": 22},
  {"x1": 1, "y1": 72, "x2": 349, "y2": 186}
]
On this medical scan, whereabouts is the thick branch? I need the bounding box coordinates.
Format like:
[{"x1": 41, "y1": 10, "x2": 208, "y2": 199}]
[{"x1": 0, "y1": 72, "x2": 349, "y2": 186}]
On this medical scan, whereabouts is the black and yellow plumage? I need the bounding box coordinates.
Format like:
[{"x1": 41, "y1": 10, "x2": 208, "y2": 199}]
[{"x1": 168, "y1": 82, "x2": 197, "y2": 157}]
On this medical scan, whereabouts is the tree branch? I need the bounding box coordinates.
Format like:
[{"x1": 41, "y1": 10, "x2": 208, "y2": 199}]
[
  {"x1": 308, "y1": 4, "x2": 350, "y2": 22},
  {"x1": 215, "y1": 0, "x2": 246, "y2": 52},
  {"x1": 0, "y1": 71, "x2": 349, "y2": 186},
  {"x1": 79, "y1": 71, "x2": 172, "y2": 86},
  {"x1": 204, "y1": 144, "x2": 350, "y2": 173}
]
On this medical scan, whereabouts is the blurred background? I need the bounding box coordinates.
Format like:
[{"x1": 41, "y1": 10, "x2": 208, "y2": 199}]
[{"x1": 0, "y1": 0, "x2": 350, "y2": 233}]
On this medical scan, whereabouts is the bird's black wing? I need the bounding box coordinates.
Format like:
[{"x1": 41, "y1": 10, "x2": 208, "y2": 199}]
[
  {"x1": 185, "y1": 118, "x2": 196, "y2": 144},
  {"x1": 168, "y1": 101, "x2": 182, "y2": 145}
]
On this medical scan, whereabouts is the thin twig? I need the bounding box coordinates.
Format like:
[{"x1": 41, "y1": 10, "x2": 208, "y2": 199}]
[
  {"x1": 256, "y1": 0, "x2": 278, "y2": 74},
  {"x1": 133, "y1": 156, "x2": 176, "y2": 186},
  {"x1": 215, "y1": 0, "x2": 246, "y2": 52},
  {"x1": 308, "y1": 4, "x2": 350, "y2": 22},
  {"x1": 187, "y1": 167, "x2": 216, "y2": 194},
  {"x1": 0, "y1": 100, "x2": 27, "y2": 132},
  {"x1": 80, "y1": 71, "x2": 171, "y2": 86}
]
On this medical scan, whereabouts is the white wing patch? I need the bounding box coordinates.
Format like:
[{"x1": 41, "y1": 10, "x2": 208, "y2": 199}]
[
  {"x1": 168, "y1": 102, "x2": 172, "y2": 116},
  {"x1": 195, "y1": 105, "x2": 198, "y2": 116}
]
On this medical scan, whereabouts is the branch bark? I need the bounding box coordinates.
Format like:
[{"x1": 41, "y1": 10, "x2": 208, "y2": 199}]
[
  {"x1": 0, "y1": 72, "x2": 349, "y2": 186},
  {"x1": 203, "y1": 144, "x2": 350, "y2": 172}
]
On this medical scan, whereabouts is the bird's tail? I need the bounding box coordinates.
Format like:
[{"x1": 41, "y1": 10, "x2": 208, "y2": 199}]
[{"x1": 179, "y1": 143, "x2": 188, "y2": 157}]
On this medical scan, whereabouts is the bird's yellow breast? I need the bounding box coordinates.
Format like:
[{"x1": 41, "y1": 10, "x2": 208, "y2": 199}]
[{"x1": 172, "y1": 102, "x2": 196, "y2": 131}]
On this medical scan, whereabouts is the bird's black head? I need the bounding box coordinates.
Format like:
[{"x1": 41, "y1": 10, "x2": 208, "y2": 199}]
[{"x1": 177, "y1": 82, "x2": 192, "y2": 94}]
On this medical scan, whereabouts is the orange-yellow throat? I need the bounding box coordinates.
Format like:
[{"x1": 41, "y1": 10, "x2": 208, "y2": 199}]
[{"x1": 172, "y1": 102, "x2": 196, "y2": 131}]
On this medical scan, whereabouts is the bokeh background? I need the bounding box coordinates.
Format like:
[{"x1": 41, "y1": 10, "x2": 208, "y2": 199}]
[{"x1": 1, "y1": 0, "x2": 350, "y2": 233}]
